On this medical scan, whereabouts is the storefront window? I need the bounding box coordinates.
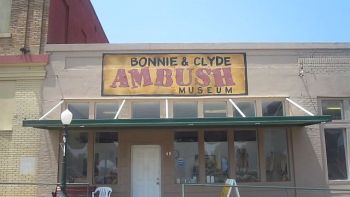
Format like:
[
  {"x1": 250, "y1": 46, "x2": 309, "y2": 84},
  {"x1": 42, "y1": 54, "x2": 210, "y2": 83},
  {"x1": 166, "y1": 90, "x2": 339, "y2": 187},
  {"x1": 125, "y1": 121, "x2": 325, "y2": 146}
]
[
  {"x1": 174, "y1": 132, "x2": 198, "y2": 183},
  {"x1": 173, "y1": 102, "x2": 198, "y2": 118},
  {"x1": 322, "y1": 100, "x2": 343, "y2": 120},
  {"x1": 67, "y1": 131, "x2": 88, "y2": 183},
  {"x1": 94, "y1": 132, "x2": 118, "y2": 184},
  {"x1": 233, "y1": 101, "x2": 256, "y2": 117},
  {"x1": 262, "y1": 101, "x2": 283, "y2": 116},
  {"x1": 264, "y1": 128, "x2": 289, "y2": 181},
  {"x1": 204, "y1": 131, "x2": 228, "y2": 183},
  {"x1": 325, "y1": 128, "x2": 347, "y2": 180},
  {"x1": 235, "y1": 130, "x2": 258, "y2": 182},
  {"x1": 132, "y1": 102, "x2": 160, "y2": 118},
  {"x1": 204, "y1": 102, "x2": 227, "y2": 117},
  {"x1": 95, "y1": 103, "x2": 118, "y2": 119},
  {"x1": 68, "y1": 103, "x2": 89, "y2": 119}
]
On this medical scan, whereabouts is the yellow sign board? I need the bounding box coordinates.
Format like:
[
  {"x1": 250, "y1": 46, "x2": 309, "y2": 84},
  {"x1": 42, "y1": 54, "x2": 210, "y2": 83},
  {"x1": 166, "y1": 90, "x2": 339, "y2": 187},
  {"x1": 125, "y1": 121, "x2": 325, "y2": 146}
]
[{"x1": 102, "y1": 53, "x2": 247, "y2": 96}]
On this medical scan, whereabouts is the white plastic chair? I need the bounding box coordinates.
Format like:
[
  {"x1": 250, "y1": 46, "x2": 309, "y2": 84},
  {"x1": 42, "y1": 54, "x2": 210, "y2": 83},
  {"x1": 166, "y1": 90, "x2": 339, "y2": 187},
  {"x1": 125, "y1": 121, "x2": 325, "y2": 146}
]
[
  {"x1": 92, "y1": 187, "x2": 112, "y2": 197},
  {"x1": 220, "y1": 179, "x2": 240, "y2": 197}
]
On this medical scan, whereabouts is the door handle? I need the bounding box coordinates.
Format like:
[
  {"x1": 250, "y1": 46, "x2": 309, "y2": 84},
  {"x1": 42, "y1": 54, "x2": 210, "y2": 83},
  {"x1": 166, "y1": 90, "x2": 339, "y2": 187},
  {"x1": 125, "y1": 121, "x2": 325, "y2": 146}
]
[{"x1": 156, "y1": 182, "x2": 160, "y2": 185}]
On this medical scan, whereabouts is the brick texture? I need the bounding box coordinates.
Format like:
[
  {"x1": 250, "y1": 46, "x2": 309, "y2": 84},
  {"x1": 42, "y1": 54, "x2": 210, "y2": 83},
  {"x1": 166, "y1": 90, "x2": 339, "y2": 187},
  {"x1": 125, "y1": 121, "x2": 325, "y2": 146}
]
[
  {"x1": 0, "y1": 0, "x2": 49, "y2": 55},
  {"x1": 0, "y1": 80, "x2": 45, "y2": 196}
]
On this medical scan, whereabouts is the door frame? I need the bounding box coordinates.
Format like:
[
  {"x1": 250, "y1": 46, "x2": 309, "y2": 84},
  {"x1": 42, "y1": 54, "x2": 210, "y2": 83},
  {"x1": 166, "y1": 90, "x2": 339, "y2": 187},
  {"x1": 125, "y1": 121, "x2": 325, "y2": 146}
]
[{"x1": 131, "y1": 145, "x2": 161, "y2": 197}]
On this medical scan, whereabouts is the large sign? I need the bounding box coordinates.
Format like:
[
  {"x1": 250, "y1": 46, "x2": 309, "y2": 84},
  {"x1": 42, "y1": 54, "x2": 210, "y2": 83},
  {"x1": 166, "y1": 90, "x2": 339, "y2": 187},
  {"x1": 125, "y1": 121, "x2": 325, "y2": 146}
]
[{"x1": 102, "y1": 53, "x2": 247, "y2": 96}]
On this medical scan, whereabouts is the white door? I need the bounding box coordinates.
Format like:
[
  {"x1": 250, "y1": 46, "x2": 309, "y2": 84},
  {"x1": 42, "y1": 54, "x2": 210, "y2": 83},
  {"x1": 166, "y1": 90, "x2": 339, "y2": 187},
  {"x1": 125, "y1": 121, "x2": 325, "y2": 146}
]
[{"x1": 132, "y1": 145, "x2": 161, "y2": 197}]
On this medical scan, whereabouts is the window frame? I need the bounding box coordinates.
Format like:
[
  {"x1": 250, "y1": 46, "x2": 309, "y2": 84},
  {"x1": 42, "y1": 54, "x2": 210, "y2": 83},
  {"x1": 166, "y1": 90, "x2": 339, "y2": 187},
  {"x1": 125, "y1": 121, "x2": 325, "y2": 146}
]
[
  {"x1": 172, "y1": 127, "x2": 292, "y2": 184},
  {"x1": 319, "y1": 98, "x2": 350, "y2": 183},
  {"x1": 0, "y1": 0, "x2": 12, "y2": 35}
]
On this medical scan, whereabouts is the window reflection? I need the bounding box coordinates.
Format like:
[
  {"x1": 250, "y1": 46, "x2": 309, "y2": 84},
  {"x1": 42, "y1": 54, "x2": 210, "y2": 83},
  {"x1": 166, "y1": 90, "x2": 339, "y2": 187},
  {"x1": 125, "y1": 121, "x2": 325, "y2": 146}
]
[
  {"x1": 68, "y1": 103, "x2": 89, "y2": 119},
  {"x1": 95, "y1": 103, "x2": 118, "y2": 119},
  {"x1": 264, "y1": 128, "x2": 289, "y2": 181},
  {"x1": 322, "y1": 100, "x2": 343, "y2": 120},
  {"x1": 204, "y1": 131, "x2": 228, "y2": 183},
  {"x1": 204, "y1": 102, "x2": 227, "y2": 117},
  {"x1": 174, "y1": 132, "x2": 198, "y2": 183},
  {"x1": 325, "y1": 128, "x2": 347, "y2": 180},
  {"x1": 235, "y1": 130, "x2": 258, "y2": 182},
  {"x1": 94, "y1": 132, "x2": 118, "y2": 184},
  {"x1": 173, "y1": 102, "x2": 198, "y2": 118},
  {"x1": 67, "y1": 131, "x2": 88, "y2": 183},
  {"x1": 233, "y1": 102, "x2": 256, "y2": 117},
  {"x1": 262, "y1": 101, "x2": 283, "y2": 116},
  {"x1": 132, "y1": 102, "x2": 160, "y2": 118}
]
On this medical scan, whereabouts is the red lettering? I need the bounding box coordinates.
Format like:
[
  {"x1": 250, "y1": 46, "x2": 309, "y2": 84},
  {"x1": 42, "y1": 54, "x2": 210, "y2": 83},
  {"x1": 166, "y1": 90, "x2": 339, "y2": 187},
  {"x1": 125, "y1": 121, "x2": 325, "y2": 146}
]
[
  {"x1": 176, "y1": 68, "x2": 193, "y2": 86},
  {"x1": 155, "y1": 69, "x2": 173, "y2": 87},
  {"x1": 212, "y1": 68, "x2": 235, "y2": 87},
  {"x1": 128, "y1": 68, "x2": 153, "y2": 88},
  {"x1": 110, "y1": 69, "x2": 129, "y2": 88},
  {"x1": 195, "y1": 68, "x2": 211, "y2": 86}
]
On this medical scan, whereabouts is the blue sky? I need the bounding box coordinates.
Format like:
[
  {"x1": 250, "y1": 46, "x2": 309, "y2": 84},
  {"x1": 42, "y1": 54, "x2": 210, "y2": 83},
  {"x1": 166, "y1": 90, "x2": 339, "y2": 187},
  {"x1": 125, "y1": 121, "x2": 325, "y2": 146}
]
[{"x1": 91, "y1": 0, "x2": 350, "y2": 43}]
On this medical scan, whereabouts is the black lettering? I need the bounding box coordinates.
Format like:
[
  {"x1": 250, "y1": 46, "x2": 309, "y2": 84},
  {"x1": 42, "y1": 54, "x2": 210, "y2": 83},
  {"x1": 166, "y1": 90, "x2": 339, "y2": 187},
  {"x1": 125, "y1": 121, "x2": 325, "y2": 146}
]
[
  {"x1": 139, "y1": 57, "x2": 147, "y2": 67},
  {"x1": 188, "y1": 87, "x2": 194, "y2": 94},
  {"x1": 170, "y1": 57, "x2": 178, "y2": 66},
  {"x1": 158, "y1": 57, "x2": 165, "y2": 66},
  {"x1": 179, "y1": 87, "x2": 186, "y2": 94},
  {"x1": 216, "y1": 56, "x2": 224, "y2": 66},
  {"x1": 131, "y1": 57, "x2": 138, "y2": 66},
  {"x1": 216, "y1": 87, "x2": 222, "y2": 93},
  {"x1": 148, "y1": 57, "x2": 156, "y2": 66},
  {"x1": 198, "y1": 87, "x2": 203, "y2": 94},
  {"x1": 207, "y1": 56, "x2": 216, "y2": 66},
  {"x1": 207, "y1": 87, "x2": 212, "y2": 94},
  {"x1": 194, "y1": 57, "x2": 201, "y2": 66},
  {"x1": 201, "y1": 58, "x2": 208, "y2": 66},
  {"x1": 224, "y1": 57, "x2": 231, "y2": 66},
  {"x1": 225, "y1": 87, "x2": 233, "y2": 93}
]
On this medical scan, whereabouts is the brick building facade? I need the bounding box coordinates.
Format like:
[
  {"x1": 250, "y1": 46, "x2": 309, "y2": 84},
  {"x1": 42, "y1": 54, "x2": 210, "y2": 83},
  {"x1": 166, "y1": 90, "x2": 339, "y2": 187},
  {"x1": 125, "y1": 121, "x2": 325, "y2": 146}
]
[{"x1": 0, "y1": 0, "x2": 107, "y2": 196}]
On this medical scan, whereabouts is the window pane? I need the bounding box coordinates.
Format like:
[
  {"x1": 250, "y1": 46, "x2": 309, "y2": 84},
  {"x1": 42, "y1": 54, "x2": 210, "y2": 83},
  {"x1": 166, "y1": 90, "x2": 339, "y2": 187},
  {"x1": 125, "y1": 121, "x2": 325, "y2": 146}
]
[
  {"x1": 204, "y1": 102, "x2": 227, "y2": 117},
  {"x1": 173, "y1": 102, "x2": 198, "y2": 118},
  {"x1": 233, "y1": 102, "x2": 256, "y2": 117},
  {"x1": 264, "y1": 128, "x2": 289, "y2": 181},
  {"x1": 322, "y1": 100, "x2": 343, "y2": 120},
  {"x1": 204, "y1": 131, "x2": 228, "y2": 183},
  {"x1": 325, "y1": 128, "x2": 347, "y2": 180},
  {"x1": 67, "y1": 131, "x2": 88, "y2": 183},
  {"x1": 68, "y1": 103, "x2": 89, "y2": 119},
  {"x1": 262, "y1": 101, "x2": 283, "y2": 116},
  {"x1": 95, "y1": 103, "x2": 118, "y2": 119},
  {"x1": 0, "y1": 0, "x2": 11, "y2": 33},
  {"x1": 94, "y1": 132, "x2": 118, "y2": 184},
  {"x1": 132, "y1": 102, "x2": 160, "y2": 118},
  {"x1": 174, "y1": 132, "x2": 198, "y2": 183},
  {"x1": 235, "y1": 130, "x2": 258, "y2": 182}
]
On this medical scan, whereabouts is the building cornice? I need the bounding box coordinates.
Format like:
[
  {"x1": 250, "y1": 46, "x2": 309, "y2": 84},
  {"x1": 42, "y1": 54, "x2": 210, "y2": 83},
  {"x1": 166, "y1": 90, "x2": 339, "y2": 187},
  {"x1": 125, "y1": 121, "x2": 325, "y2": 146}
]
[
  {"x1": 0, "y1": 54, "x2": 48, "y2": 80},
  {"x1": 45, "y1": 43, "x2": 350, "y2": 52}
]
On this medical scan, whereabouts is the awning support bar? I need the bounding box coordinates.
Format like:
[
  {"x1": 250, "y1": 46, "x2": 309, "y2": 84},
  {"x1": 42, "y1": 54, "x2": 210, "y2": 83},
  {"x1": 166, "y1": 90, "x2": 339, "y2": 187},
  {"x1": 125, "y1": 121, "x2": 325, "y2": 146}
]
[
  {"x1": 165, "y1": 98, "x2": 169, "y2": 118},
  {"x1": 286, "y1": 98, "x2": 314, "y2": 116},
  {"x1": 229, "y1": 99, "x2": 246, "y2": 117},
  {"x1": 39, "y1": 100, "x2": 64, "y2": 120},
  {"x1": 114, "y1": 99, "x2": 126, "y2": 119}
]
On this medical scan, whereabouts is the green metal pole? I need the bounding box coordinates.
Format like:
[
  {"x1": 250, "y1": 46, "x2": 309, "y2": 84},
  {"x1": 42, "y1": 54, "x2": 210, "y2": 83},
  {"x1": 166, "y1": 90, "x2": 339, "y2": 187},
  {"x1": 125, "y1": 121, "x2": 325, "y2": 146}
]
[{"x1": 61, "y1": 125, "x2": 68, "y2": 197}]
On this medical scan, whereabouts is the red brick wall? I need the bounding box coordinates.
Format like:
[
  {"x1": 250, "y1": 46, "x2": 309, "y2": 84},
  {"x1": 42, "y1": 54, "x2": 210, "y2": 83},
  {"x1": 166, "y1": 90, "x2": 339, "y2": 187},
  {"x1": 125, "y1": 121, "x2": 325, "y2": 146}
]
[{"x1": 47, "y1": 0, "x2": 108, "y2": 44}]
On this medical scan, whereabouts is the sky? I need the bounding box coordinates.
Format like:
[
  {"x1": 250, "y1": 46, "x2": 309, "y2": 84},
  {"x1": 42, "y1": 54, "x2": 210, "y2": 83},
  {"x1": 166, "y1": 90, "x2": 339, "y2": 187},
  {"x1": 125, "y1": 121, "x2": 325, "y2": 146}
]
[{"x1": 91, "y1": 0, "x2": 350, "y2": 43}]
